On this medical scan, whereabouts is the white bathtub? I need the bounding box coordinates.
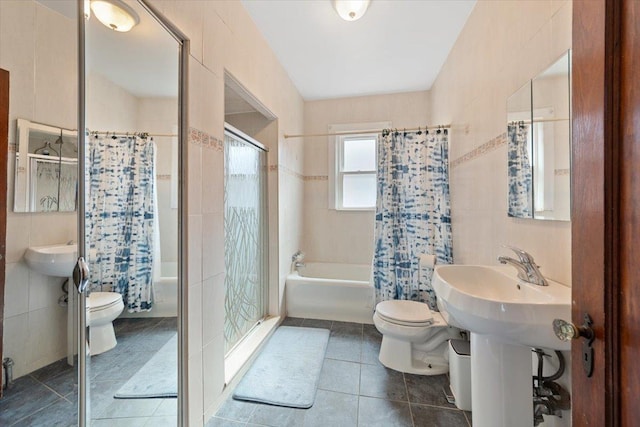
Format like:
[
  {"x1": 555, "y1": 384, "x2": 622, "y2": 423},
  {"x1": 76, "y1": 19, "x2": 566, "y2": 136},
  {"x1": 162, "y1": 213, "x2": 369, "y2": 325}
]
[
  {"x1": 285, "y1": 262, "x2": 374, "y2": 324},
  {"x1": 120, "y1": 261, "x2": 178, "y2": 318}
]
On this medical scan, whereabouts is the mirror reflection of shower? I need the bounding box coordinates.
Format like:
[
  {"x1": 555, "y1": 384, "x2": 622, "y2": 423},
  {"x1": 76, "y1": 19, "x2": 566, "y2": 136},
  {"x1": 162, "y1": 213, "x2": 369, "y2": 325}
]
[{"x1": 84, "y1": 0, "x2": 181, "y2": 423}]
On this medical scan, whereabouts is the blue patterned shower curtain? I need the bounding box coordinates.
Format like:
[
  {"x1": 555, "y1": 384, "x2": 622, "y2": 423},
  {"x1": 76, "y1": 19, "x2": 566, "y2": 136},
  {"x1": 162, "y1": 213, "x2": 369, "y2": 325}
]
[
  {"x1": 373, "y1": 130, "x2": 453, "y2": 310},
  {"x1": 507, "y1": 123, "x2": 533, "y2": 218},
  {"x1": 87, "y1": 136, "x2": 157, "y2": 312}
]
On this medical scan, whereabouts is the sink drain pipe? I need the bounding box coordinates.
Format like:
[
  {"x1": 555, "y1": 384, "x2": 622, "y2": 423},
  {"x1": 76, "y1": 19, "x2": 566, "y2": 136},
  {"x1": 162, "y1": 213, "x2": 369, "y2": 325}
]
[
  {"x1": 532, "y1": 349, "x2": 571, "y2": 426},
  {"x1": 2, "y1": 357, "x2": 14, "y2": 389}
]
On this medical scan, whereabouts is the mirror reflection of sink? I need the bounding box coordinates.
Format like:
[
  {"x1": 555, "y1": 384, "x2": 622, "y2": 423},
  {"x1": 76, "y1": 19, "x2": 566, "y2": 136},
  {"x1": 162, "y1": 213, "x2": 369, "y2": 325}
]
[
  {"x1": 432, "y1": 264, "x2": 571, "y2": 427},
  {"x1": 24, "y1": 244, "x2": 77, "y2": 277},
  {"x1": 433, "y1": 264, "x2": 571, "y2": 350}
]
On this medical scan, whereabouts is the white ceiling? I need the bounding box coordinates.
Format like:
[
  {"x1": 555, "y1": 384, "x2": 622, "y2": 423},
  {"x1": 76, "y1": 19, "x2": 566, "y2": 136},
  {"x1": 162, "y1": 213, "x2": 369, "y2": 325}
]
[
  {"x1": 37, "y1": 0, "x2": 476, "y2": 101},
  {"x1": 241, "y1": 0, "x2": 476, "y2": 100}
]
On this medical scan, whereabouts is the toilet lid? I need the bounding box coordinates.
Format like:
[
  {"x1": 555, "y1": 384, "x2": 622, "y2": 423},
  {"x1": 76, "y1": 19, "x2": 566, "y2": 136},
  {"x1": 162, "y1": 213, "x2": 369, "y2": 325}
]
[
  {"x1": 87, "y1": 292, "x2": 122, "y2": 312},
  {"x1": 376, "y1": 300, "x2": 434, "y2": 326}
]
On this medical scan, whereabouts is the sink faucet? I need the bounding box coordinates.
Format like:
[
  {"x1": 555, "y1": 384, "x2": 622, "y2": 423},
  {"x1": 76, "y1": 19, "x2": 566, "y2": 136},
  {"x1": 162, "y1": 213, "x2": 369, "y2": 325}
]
[{"x1": 498, "y1": 246, "x2": 548, "y2": 286}]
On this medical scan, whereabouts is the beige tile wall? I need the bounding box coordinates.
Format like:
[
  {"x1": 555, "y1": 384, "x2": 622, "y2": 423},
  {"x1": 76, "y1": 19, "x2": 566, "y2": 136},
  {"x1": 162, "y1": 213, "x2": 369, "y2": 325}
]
[
  {"x1": 430, "y1": 0, "x2": 573, "y2": 287},
  {"x1": 148, "y1": 1, "x2": 305, "y2": 424},
  {"x1": 430, "y1": 4, "x2": 573, "y2": 424},
  {"x1": 302, "y1": 91, "x2": 430, "y2": 264},
  {"x1": 137, "y1": 97, "x2": 179, "y2": 264},
  {"x1": 1, "y1": 1, "x2": 77, "y2": 378}
]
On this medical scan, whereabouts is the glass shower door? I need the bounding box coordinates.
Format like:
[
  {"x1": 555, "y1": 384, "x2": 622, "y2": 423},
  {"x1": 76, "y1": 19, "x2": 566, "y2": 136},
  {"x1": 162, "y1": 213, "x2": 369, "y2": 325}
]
[{"x1": 223, "y1": 127, "x2": 268, "y2": 354}]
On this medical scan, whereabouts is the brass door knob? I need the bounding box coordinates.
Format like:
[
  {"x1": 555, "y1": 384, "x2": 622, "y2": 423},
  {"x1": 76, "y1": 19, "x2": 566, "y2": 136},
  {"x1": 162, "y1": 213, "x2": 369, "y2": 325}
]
[{"x1": 553, "y1": 314, "x2": 595, "y2": 377}]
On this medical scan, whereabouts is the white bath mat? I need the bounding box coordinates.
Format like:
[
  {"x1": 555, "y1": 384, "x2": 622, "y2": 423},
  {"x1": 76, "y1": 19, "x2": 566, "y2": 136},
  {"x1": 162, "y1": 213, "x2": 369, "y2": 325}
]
[
  {"x1": 114, "y1": 334, "x2": 177, "y2": 399},
  {"x1": 232, "y1": 326, "x2": 330, "y2": 408}
]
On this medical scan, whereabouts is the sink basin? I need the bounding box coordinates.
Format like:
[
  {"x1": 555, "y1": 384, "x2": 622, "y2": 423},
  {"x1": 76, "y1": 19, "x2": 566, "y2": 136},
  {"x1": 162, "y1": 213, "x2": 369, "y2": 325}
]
[
  {"x1": 432, "y1": 264, "x2": 570, "y2": 350},
  {"x1": 432, "y1": 264, "x2": 571, "y2": 427},
  {"x1": 24, "y1": 244, "x2": 77, "y2": 277}
]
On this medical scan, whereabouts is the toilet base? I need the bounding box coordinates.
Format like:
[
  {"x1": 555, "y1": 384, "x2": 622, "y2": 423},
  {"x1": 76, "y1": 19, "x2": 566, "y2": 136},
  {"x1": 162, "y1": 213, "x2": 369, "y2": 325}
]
[
  {"x1": 379, "y1": 335, "x2": 450, "y2": 375},
  {"x1": 89, "y1": 323, "x2": 117, "y2": 356}
]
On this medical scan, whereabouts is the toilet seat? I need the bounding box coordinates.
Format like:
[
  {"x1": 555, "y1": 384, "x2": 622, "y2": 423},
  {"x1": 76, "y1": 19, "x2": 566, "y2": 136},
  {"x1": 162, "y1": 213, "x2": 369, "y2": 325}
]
[
  {"x1": 376, "y1": 300, "x2": 435, "y2": 327},
  {"x1": 87, "y1": 292, "x2": 122, "y2": 313}
]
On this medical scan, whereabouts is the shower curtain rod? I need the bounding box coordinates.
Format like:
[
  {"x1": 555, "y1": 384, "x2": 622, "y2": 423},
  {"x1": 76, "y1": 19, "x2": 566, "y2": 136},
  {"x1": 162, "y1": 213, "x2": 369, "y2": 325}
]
[
  {"x1": 283, "y1": 124, "x2": 451, "y2": 139},
  {"x1": 86, "y1": 129, "x2": 177, "y2": 138},
  {"x1": 508, "y1": 117, "x2": 569, "y2": 125}
]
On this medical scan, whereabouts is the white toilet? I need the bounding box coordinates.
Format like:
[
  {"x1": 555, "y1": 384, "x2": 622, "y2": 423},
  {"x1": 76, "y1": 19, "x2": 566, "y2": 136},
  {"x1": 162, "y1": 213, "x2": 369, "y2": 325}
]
[
  {"x1": 373, "y1": 299, "x2": 460, "y2": 375},
  {"x1": 87, "y1": 292, "x2": 124, "y2": 355}
]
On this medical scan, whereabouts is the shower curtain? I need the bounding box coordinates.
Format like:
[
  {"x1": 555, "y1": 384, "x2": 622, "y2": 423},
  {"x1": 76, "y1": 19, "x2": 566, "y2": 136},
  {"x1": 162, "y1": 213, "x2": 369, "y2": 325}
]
[
  {"x1": 507, "y1": 123, "x2": 533, "y2": 218},
  {"x1": 373, "y1": 130, "x2": 452, "y2": 310},
  {"x1": 87, "y1": 135, "x2": 157, "y2": 312}
]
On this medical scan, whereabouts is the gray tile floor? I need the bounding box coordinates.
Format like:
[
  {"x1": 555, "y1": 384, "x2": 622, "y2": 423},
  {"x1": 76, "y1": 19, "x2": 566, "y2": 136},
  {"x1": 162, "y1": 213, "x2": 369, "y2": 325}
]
[
  {"x1": 208, "y1": 318, "x2": 472, "y2": 427},
  {"x1": 0, "y1": 317, "x2": 177, "y2": 426}
]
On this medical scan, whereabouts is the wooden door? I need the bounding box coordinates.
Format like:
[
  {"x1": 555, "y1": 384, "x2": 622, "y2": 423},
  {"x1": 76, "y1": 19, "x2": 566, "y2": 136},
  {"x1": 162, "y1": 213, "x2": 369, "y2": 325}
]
[
  {"x1": 572, "y1": 0, "x2": 639, "y2": 425},
  {"x1": 617, "y1": 1, "x2": 640, "y2": 424},
  {"x1": 0, "y1": 68, "x2": 8, "y2": 397}
]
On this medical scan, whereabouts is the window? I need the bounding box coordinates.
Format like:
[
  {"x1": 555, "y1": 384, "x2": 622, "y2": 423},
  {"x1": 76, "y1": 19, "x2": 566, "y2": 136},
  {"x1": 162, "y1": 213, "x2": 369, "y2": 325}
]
[
  {"x1": 328, "y1": 122, "x2": 390, "y2": 211},
  {"x1": 335, "y1": 134, "x2": 377, "y2": 209}
]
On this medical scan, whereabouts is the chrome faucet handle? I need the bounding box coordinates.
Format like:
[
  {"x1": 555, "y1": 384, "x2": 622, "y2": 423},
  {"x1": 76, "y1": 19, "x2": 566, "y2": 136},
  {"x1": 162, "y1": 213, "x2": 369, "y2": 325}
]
[
  {"x1": 502, "y1": 245, "x2": 534, "y2": 264},
  {"x1": 292, "y1": 250, "x2": 305, "y2": 262}
]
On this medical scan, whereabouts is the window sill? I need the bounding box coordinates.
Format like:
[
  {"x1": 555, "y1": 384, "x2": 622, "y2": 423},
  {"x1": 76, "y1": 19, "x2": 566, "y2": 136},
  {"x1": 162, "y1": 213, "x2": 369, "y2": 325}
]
[{"x1": 334, "y1": 207, "x2": 376, "y2": 212}]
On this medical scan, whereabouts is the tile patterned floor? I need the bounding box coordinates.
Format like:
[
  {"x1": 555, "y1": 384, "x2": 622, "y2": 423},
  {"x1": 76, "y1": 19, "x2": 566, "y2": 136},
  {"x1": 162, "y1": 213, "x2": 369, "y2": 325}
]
[
  {"x1": 208, "y1": 318, "x2": 472, "y2": 427},
  {"x1": 0, "y1": 317, "x2": 177, "y2": 426},
  {"x1": 2, "y1": 317, "x2": 471, "y2": 426}
]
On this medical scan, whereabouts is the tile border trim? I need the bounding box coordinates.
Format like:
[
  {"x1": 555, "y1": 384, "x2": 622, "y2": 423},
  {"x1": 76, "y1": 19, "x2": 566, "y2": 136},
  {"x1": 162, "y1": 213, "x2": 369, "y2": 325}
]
[
  {"x1": 189, "y1": 127, "x2": 223, "y2": 151},
  {"x1": 304, "y1": 175, "x2": 329, "y2": 181},
  {"x1": 450, "y1": 132, "x2": 507, "y2": 169}
]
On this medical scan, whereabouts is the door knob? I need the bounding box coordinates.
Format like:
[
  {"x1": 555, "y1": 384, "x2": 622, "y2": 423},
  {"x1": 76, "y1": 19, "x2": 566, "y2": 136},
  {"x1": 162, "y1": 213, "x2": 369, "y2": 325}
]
[
  {"x1": 553, "y1": 317, "x2": 593, "y2": 341},
  {"x1": 553, "y1": 313, "x2": 595, "y2": 377}
]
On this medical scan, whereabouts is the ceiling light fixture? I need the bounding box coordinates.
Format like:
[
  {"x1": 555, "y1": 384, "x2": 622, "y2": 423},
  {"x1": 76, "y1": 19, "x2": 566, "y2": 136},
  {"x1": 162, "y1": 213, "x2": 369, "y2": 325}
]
[
  {"x1": 90, "y1": 0, "x2": 140, "y2": 32},
  {"x1": 332, "y1": 0, "x2": 371, "y2": 22}
]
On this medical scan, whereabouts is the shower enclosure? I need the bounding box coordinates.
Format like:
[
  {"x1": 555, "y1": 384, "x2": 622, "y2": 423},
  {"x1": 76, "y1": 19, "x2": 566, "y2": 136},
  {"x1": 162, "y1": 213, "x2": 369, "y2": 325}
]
[{"x1": 223, "y1": 125, "x2": 269, "y2": 354}]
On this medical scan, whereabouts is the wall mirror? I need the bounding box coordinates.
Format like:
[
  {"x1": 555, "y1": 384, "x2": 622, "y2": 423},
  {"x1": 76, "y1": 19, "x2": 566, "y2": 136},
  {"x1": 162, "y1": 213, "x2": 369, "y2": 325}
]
[
  {"x1": 83, "y1": 0, "x2": 183, "y2": 424},
  {"x1": 13, "y1": 118, "x2": 78, "y2": 212},
  {"x1": 507, "y1": 50, "x2": 571, "y2": 221}
]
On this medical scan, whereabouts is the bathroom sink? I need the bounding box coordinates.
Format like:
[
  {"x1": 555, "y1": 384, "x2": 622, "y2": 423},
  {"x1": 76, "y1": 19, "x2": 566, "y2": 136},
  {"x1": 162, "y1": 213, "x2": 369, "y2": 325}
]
[
  {"x1": 433, "y1": 263, "x2": 571, "y2": 426},
  {"x1": 432, "y1": 265, "x2": 571, "y2": 350},
  {"x1": 24, "y1": 244, "x2": 77, "y2": 277}
]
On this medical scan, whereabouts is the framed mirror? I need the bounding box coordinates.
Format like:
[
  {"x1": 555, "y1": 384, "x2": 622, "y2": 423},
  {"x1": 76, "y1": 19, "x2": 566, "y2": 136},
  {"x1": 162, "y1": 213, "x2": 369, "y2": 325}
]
[
  {"x1": 13, "y1": 118, "x2": 78, "y2": 212},
  {"x1": 507, "y1": 50, "x2": 571, "y2": 221}
]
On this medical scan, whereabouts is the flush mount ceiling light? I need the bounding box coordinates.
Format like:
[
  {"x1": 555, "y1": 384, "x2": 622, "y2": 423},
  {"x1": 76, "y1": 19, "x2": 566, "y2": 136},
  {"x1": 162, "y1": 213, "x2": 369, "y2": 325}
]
[
  {"x1": 332, "y1": 0, "x2": 371, "y2": 22},
  {"x1": 90, "y1": 0, "x2": 140, "y2": 32}
]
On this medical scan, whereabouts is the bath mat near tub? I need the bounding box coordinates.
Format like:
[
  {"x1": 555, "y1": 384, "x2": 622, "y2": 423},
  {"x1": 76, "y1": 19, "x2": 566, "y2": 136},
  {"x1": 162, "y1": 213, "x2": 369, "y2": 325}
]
[
  {"x1": 114, "y1": 334, "x2": 177, "y2": 399},
  {"x1": 232, "y1": 326, "x2": 330, "y2": 408}
]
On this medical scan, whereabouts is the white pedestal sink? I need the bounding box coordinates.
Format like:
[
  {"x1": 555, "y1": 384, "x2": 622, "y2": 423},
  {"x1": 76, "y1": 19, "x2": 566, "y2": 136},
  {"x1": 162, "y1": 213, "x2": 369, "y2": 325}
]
[
  {"x1": 24, "y1": 243, "x2": 78, "y2": 365},
  {"x1": 24, "y1": 244, "x2": 77, "y2": 277},
  {"x1": 432, "y1": 265, "x2": 570, "y2": 427}
]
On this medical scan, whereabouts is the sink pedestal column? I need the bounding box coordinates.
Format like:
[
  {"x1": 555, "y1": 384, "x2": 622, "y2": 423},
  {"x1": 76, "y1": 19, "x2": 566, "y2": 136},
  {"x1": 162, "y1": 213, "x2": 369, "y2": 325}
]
[
  {"x1": 471, "y1": 333, "x2": 533, "y2": 427},
  {"x1": 66, "y1": 276, "x2": 78, "y2": 366}
]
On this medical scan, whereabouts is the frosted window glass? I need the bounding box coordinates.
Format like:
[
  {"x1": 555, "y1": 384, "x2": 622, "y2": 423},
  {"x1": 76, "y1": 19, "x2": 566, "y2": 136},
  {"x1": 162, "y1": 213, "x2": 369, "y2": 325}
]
[
  {"x1": 342, "y1": 173, "x2": 376, "y2": 208},
  {"x1": 343, "y1": 138, "x2": 376, "y2": 171}
]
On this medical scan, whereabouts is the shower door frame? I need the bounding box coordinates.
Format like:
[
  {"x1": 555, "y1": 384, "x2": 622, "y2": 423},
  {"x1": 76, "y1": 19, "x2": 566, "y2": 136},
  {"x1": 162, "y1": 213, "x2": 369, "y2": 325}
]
[
  {"x1": 76, "y1": 1, "x2": 190, "y2": 426},
  {"x1": 223, "y1": 123, "x2": 270, "y2": 355}
]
